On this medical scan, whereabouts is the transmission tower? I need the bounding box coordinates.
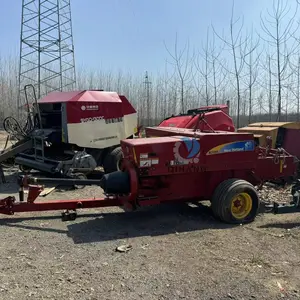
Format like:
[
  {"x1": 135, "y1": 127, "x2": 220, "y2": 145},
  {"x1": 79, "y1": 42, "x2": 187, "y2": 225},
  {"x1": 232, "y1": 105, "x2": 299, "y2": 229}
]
[
  {"x1": 18, "y1": 0, "x2": 76, "y2": 111},
  {"x1": 143, "y1": 71, "x2": 151, "y2": 126}
]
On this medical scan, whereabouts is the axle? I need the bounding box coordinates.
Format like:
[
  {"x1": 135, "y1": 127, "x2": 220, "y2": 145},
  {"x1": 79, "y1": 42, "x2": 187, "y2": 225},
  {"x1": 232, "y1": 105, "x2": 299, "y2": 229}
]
[{"x1": 21, "y1": 176, "x2": 103, "y2": 186}]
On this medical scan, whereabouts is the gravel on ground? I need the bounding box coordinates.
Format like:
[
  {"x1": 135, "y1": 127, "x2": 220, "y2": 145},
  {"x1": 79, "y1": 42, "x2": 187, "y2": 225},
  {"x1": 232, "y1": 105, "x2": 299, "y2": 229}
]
[{"x1": 0, "y1": 132, "x2": 299, "y2": 300}]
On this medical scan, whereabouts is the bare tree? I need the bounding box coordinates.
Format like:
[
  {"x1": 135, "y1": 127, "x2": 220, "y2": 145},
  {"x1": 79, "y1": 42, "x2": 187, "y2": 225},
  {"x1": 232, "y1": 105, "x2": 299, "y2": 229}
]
[
  {"x1": 160, "y1": 60, "x2": 176, "y2": 118},
  {"x1": 213, "y1": 0, "x2": 246, "y2": 127},
  {"x1": 194, "y1": 28, "x2": 213, "y2": 105},
  {"x1": 208, "y1": 29, "x2": 227, "y2": 105},
  {"x1": 192, "y1": 68, "x2": 204, "y2": 106},
  {"x1": 268, "y1": 55, "x2": 273, "y2": 120},
  {"x1": 256, "y1": 91, "x2": 266, "y2": 115},
  {"x1": 296, "y1": 57, "x2": 300, "y2": 120},
  {"x1": 242, "y1": 27, "x2": 260, "y2": 122},
  {"x1": 260, "y1": 0, "x2": 299, "y2": 121},
  {"x1": 164, "y1": 33, "x2": 194, "y2": 113},
  {"x1": 193, "y1": 27, "x2": 227, "y2": 106}
]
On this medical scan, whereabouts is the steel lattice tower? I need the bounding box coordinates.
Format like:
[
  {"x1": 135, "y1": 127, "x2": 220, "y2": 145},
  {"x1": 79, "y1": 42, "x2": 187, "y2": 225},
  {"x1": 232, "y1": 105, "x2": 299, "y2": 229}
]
[{"x1": 18, "y1": 0, "x2": 76, "y2": 110}]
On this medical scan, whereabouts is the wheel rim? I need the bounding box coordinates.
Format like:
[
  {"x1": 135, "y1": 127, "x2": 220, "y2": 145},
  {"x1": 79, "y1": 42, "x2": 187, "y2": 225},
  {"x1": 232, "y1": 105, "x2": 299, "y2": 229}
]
[{"x1": 230, "y1": 192, "x2": 252, "y2": 219}]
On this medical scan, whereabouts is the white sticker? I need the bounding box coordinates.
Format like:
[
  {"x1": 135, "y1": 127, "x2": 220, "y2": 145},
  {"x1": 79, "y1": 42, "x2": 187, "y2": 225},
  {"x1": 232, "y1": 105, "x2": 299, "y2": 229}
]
[
  {"x1": 151, "y1": 158, "x2": 159, "y2": 165},
  {"x1": 140, "y1": 159, "x2": 151, "y2": 167},
  {"x1": 140, "y1": 154, "x2": 148, "y2": 159}
]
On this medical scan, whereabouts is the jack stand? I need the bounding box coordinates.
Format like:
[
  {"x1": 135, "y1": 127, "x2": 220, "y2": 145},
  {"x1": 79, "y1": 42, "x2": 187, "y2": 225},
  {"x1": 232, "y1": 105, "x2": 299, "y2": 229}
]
[
  {"x1": 61, "y1": 209, "x2": 77, "y2": 221},
  {"x1": 0, "y1": 166, "x2": 6, "y2": 183}
]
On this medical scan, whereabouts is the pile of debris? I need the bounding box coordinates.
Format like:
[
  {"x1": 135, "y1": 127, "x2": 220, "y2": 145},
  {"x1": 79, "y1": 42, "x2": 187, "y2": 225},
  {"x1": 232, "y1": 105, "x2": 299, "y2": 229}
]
[{"x1": 257, "y1": 183, "x2": 292, "y2": 205}]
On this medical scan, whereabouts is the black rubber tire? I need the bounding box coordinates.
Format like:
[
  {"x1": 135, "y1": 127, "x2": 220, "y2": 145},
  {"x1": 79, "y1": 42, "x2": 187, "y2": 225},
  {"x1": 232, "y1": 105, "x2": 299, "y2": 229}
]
[
  {"x1": 19, "y1": 165, "x2": 32, "y2": 173},
  {"x1": 211, "y1": 178, "x2": 260, "y2": 224},
  {"x1": 103, "y1": 147, "x2": 123, "y2": 174},
  {"x1": 73, "y1": 172, "x2": 87, "y2": 189}
]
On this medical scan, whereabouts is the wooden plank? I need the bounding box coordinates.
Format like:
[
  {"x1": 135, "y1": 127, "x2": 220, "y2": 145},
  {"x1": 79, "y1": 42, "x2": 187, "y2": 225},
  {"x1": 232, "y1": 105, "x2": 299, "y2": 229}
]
[{"x1": 40, "y1": 186, "x2": 56, "y2": 197}]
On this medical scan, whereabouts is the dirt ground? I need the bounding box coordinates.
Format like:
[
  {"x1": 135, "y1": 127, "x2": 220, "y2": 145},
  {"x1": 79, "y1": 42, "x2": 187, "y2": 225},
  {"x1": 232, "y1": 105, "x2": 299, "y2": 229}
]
[{"x1": 0, "y1": 133, "x2": 299, "y2": 300}]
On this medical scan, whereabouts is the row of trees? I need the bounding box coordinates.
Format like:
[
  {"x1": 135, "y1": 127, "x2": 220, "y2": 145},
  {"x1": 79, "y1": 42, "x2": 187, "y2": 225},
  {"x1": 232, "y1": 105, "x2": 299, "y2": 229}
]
[
  {"x1": 0, "y1": 0, "x2": 300, "y2": 127},
  {"x1": 165, "y1": 0, "x2": 300, "y2": 127}
]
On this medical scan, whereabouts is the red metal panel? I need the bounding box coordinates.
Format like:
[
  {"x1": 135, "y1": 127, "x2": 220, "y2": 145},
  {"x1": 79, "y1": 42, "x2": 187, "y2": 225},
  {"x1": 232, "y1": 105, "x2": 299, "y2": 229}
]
[
  {"x1": 66, "y1": 101, "x2": 123, "y2": 124},
  {"x1": 159, "y1": 115, "x2": 194, "y2": 128},
  {"x1": 38, "y1": 90, "x2": 83, "y2": 103},
  {"x1": 255, "y1": 156, "x2": 296, "y2": 180},
  {"x1": 199, "y1": 111, "x2": 235, "y2": 131},
  {"x1": 158, "y1": 110, "x2": 234, "y2": 132},
  {"x1": 38, "y1": 90, "x2": 135, "y2": 124},
  {"x1": 146, "y1": 126, "x2": 238, "y2": 138},
  {"x1": 38, "y1": 90, "x2": 121, "y2": 103},
  {"x1": 198, "y1": 104, "x2": 229, "y2": 115},
  {"x1": 119, "y1": 95, "x2": 137, "y2": 115},
  {"x1": 122, "y1": 134, "x2": 257, "y2": 178},
  {"x1": 282, "y1": 129, "x2": 300, "y2": 158}
]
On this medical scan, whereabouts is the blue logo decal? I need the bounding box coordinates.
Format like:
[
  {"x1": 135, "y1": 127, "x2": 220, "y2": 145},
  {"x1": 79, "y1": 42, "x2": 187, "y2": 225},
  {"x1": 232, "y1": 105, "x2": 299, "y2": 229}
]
[
  {"x1": 220, "y1": 140, "x2": 254, "y2": 153},
  {"x1": 207, "y1": 140, "x2": 255, "y2": 155},
  {"x1": 173, "y1": 137, "x2": 201, "y2": 164},
  {"x1": 181, "y1": 137, "x2": 201, "y2": 158}
]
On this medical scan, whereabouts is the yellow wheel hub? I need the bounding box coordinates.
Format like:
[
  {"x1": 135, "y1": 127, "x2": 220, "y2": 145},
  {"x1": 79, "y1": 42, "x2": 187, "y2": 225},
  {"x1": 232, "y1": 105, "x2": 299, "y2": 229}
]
[{"x1": 231, "y1": 193, "x2": 252, "y2": 219}]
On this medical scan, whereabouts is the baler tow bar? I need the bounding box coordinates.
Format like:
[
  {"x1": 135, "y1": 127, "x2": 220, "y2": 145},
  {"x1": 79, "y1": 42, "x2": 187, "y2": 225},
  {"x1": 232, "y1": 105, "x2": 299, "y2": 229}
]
[
  {"x1": 0, "y1": 172, "x2": 300, "y2": 222},
  {"x1": 0, "y1": 169, "x2": 134, "y2": 221}
]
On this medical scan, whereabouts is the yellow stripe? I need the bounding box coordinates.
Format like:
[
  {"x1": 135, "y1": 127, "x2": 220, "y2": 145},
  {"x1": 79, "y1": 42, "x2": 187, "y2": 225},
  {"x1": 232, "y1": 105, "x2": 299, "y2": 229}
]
[
  {"x1": 208, "y1": 142, "x2": 233, "y2": 153},
  {"x1": 207, "y1": 140, "x2": 251, "y2": 154}
]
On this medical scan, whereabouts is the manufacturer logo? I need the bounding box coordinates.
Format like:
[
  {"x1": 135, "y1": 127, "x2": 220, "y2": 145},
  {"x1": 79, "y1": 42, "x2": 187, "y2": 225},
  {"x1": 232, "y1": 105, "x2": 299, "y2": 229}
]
[
  {"x1": 81, "y1": 105, "x2": 99, "y2": 111},
  {"x1": 207, "y1": 140, "x2": 255, "y2": 155},
  {"x1": 173, "y1": 137, "x2": 200, "y2": 165}
]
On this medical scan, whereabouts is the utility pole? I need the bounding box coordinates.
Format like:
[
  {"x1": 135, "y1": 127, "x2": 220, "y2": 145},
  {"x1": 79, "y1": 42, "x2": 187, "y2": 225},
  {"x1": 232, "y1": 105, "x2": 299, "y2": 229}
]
[{"x1": 144, "y1": 71, "x2": 151, "y2": 126}]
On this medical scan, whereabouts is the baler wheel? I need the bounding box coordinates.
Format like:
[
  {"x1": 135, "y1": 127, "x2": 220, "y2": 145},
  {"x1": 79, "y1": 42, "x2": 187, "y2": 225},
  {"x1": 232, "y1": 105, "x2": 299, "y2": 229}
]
[
  {"x1": 211, "y1": 179, "x2": 260, "y2": 224},
  {"x1": 103, "y1": 147, "x2": 123, "y2": 174}
]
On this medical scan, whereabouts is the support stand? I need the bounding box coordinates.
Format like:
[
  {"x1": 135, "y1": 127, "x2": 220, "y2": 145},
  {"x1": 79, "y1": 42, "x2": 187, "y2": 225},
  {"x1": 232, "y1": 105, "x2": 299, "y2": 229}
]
[{"x1": 0, "y1": 166, "x2": 6, "y2": 183}]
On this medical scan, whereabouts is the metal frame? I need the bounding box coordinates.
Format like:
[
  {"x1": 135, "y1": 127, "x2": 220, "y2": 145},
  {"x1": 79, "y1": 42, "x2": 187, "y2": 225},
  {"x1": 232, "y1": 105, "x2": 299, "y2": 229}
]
[
  {"x1": 0, "y1": 160, "x2": 139, "y2": 219},
  {"x1": 18, "y1": 0, "x2": 76, "y2": 115}
]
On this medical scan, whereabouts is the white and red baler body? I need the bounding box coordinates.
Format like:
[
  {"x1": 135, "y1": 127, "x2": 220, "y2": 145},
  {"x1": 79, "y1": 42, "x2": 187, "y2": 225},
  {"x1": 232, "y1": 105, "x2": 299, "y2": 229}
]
[{"x1": 38, "y1": 90, "x2": 138, "y2": 149}]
